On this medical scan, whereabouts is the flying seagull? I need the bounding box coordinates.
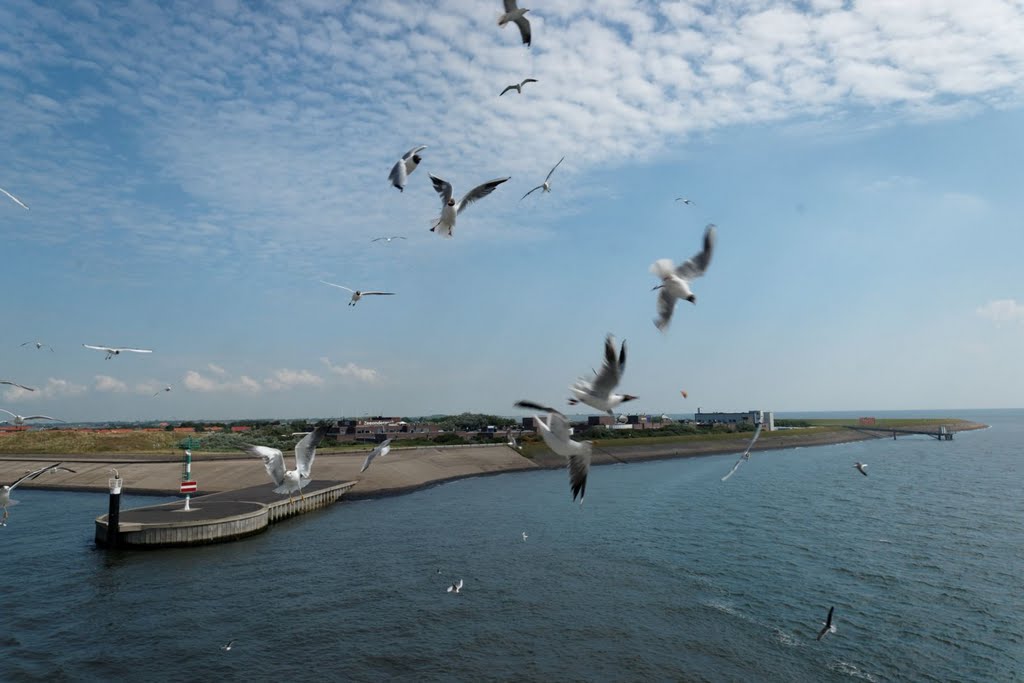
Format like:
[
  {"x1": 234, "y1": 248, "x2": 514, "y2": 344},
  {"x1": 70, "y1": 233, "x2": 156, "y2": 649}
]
[
  {"x1": 447, "y1": 579, "x2": 464, "y2": 594},
  {"x1": 221, "y1": 640, "x2": 235, "y2": 652},
  {"x1": 83, "y1": 344, "x2": 153, "y2": 360},
  {"x1": 500, "y1": 78, "x2": 537, "y2": 96},
  {"x1": 20, "y1": 341, "x2": 54, "y2": 352},
  {"x1": 428, "y1": 174, "x2": 510, "y2": 238},
  {"x1": 506, "y1": 430, "x2": 521, "y2": 451},
  {"x1": 0, "y1": 186, "x2": 29, "y2": 210},
  {"x1": 388, "y1": 145, "x2": 427, "y2": 192},
  {"x1": 360, "y1": 438, "x2": 392, "y2": 473},
  {"x1": 498, "y1": 0, "x2": 531, "y2": 46},
  {"x1": 0, "y1": 409, "x2": 65, "y2": 426},
  {"x1": 521, "y1": 156, "x2": 565, "y2": 200},
  {"x1": 153, "y1": 385, "x2": 172, "y2": 398},
  {"x1": 651, "y1": 223, "x2": 716, "y2": 332},
  {"x1": 242, "y1": 424, "x2": 330, "y2": 502},
  {"x1": 854, "y1": 462, "x2": 868, "y2": 476},
  {"x1": 2, "y1": 463, "x2": 76, "y2": 525},
  {"x1": 371, "y1": 236, "x2": 406, "y2": 243},
  {"x1": 522, "y1": 531, "x2": 528, "y2": 541},
  {"x1": 720, "y1": 422, "x2": 764, "y2": 482},
  {"x1": 0, "y1": 380, "x2": 35, "y2": 392},
  {"x1": 567, "y1": 335, "x2": 637, "y2": 416},
  {"x1": 816, "y1": 606, "x2": 836, "y2": 641},
  {"x1": 515, "y1": 400, "x2": 592, "y2": 503},
  {"x1": 675, "y1": 198, "x2": 695, "y2": 205},
  {"x1": 319, "y1": 280, "x2": 396, "y2": 306}
]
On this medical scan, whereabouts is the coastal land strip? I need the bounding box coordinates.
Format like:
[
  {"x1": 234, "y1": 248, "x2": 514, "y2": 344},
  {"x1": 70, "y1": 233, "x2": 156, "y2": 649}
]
[{"x1": 0, "y1": 418, "x2": 987, "y2": 500}]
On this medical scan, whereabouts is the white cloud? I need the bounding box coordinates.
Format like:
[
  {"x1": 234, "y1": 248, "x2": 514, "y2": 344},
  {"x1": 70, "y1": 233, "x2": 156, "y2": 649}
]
[
  {"x1": 263, "y1": 368, "x2": 325, "y2": 391},
  {"x1": 321, "y1": 357, "x2": 381, "y2": 384},
  {"x1": 4, "y1": 377, "x2": 88, "y2": 402},
  {"x1": 207, "y1": 363, "x2": 227, "y2": 376},
  {"x1": 976, "y1": 299, "x2": 1024, "y2": 325},
  {"x1": 94, "y1": 375, "x2": 129, "y2": 393},
  {"x1": 183, "y1": 369, "x2": 262, "y2": 394}
]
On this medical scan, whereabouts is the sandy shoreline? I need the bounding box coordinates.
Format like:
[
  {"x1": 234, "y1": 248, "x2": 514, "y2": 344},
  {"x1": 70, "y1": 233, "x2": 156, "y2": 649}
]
[{"x1": 1, "y1": 421, "x2": 987, "y2": 500}]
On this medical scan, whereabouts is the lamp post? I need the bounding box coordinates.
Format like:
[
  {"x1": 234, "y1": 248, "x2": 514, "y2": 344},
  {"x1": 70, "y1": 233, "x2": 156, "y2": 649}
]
[{"x1": 107, "y1": 468, "x2": 123, "y2": 548}]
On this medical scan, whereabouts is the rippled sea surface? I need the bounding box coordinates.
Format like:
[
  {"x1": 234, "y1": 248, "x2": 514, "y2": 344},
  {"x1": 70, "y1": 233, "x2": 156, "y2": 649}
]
[{"x1": 3, "y1": 410, "x2": 1022, "y2": 682}]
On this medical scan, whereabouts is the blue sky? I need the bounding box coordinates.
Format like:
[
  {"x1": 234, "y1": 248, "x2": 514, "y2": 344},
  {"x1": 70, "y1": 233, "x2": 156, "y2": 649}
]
[{"x1": 1, "y1": 0, "x2": 1023, "y2": 422}]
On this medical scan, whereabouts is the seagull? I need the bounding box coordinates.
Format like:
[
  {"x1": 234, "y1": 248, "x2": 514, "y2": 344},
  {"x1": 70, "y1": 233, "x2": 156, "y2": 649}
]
[
  {"x1": 506, "y1": 430, "x2": 521, "y2": 451},
  {"x1": 360, "y1": 438, "x2": 392, "y2": 473},
  {"x1": 0, "y1": 186, "x2": 29, "y2": 210},
  {"x1": 2, "y1": 463, "x2": 76, "y2": 525},
  {"x1": 651, "y1": 223, "x2": 716, "y2": 332},
  {"x1": 567, "y1": 335, "x2": 637, "y2": 416},
  {"x1": 221, "y1": 640, "x2": 235, "y2": 651},
  {"x1": 0, "y1": 409, "x2": 65, "y2": 426},
  {"x1": 20, "y1": 341, "x2": 54, "y2": 352},
  {"x1": 720, "y1": 422, "x2": 764, "y2": 482},
  {"x1": 854, "y1": 462, "x2": 868, "y2": 476},
  {"x1": 675, "y1": 198, "x2": 695, "y2": 205},
  {"x1": 83, "y1": 344, "x2": 153, "y2": 360},
  {"x1": 0, "y1": 380, "x2": 35, "y2": 392},
  {"x1": 816, "y1": 606, "x2": 836, "y2": 641},
  {"x1": 242, "y1": 424, "x2": 330, "y2": 502},
  {"x1": 447, "y1": 579, "x2": 464, "y2": 594},
  {"x1": 500, "y1": 78, "x2": 538, "y2": 96},
  {"x1": 515, "y1": 400, "x2": 592, "y2": 503},
  {"x1": 522, "y1": 531, "x2": 528, "y2": 541},
  {"x1": 521, "y1": 156, "x2": 564, "y2": 200},
  {"x1": 498, "y1": 0, "x2": 531, "y2": 46},
  {"x1": 319, "y1": 280, "x2": 396, "y2": 306},
  {"x1": 388, "y1": 145, "x2": 427, "y2": 192},
  {"x1": 371, "y1": 236, "x2": 406, "y2": 243},
  {"x1": 428, "y1": 174, "x2": 510, "y2": 238},
  {"x1": 153, "y1": 385, "x2": 172, "y2": 397}
]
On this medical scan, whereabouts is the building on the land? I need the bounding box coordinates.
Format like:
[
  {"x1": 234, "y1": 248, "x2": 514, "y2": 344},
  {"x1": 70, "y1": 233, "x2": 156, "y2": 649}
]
[
  {"x1": 859, "y1": 417, "x2": 876, "y2": 426},
  {"x1": 695, "y1": 409, "x2": 774, "y2": 431},
  {"x1": 588, "y1": 415, "x2": 615, "y2": 426}
]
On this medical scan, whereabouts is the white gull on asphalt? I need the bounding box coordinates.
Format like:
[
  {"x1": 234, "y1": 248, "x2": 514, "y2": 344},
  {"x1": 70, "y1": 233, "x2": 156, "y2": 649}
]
[
  {"x1": 521, "y1": 156, "x2": 565, "y2": 200},
  {"x1": 319, "y1": 280, "x2": 395, "y2": 306},
  {"x1": 242, "y1": 424, "x2": 330, "y2": 502},
  {"x1": 567, "y1": 334, "x2": 637, "y2": 416},
  {"x1": 388, "y1": 146, "x2": 427, "y2": 192},
  {"x1": 360, "y1": 438, "x2": 392, "y2": 473},
  {"x1": 515, "y1": 400, "x2": 592, "y2": 503},
  {"x1": 720, "y1": 422, "x2": 764, "y2": 482},
  {"x1": 651, "y1": 223, "x2": 716, "y2": 332},
  {"x1": 428, "y1": 174, "x2": 510, "y2": 238}
]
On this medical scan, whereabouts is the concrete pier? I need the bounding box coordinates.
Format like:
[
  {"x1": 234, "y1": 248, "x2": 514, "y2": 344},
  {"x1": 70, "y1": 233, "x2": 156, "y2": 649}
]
[{"x1": 95, "y1": 479, "x2": 356, "y2": 548}]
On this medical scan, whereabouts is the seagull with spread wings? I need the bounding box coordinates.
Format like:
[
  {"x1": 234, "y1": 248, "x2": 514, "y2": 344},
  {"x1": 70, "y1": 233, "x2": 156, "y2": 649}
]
[
  {"x1": 521, "y1": 156, "x2": 564, "y2": 200},
  {"x1": 242, "y1": 424, "x2": 330, "y2": 502},
  {"x1": 388, "y1": 145, "x2": 427, "y2": 192},
  {"x1": 0, "y1": 186, "x2": 29, "y2": 210},
  {"x1": 360, "y1": 438, "x2": 392, "y2": 473},
  {"x1": 816, "y1": 606, "x2": 837, "y2": 641},
  {"x1": 428, "y1": 174, "x2": 510, "y2": 238},
  {"x1": 319, "y1": 280, "x2": 395, "y2": 306},
  {"x1": 371, "y1": 236, "x2": 406, "y2": 243},
  {"x1": 83, "y1": 344, "x2": 153, "y2": 360},
  {"x1": 720, "y1": 422, "x2": 764, "y2": 482},
  {"x1": 500, "y1": 78, "x2": 537, "y2": 96},
  {"x1": 515, "y1": 400, "x2": 592, "y2": 503},
  {"x1": 20, "y1": 341, "x2": 54, "y2": 352},
  {"x1": 0, "y1": 409, "x2": 65, "y2": 426},
  {"x1": 567, "y1": 335, "x2": 637, "y2": 416},
  {"x1": 675, "y1": 198, "x2": 695, "y2": 205},
  {"x1": 0, "y1": 380, "x2": 35, "y2": 392},
  {"x1": 2, "y1": 463, "x2": 76, "y2": 525},
  {"x1": 498, "y1": 0, "x2": 531, "y2": 46},
  {"x1": 651, "y1": 223, "x2": 716, "y2": 332},
  {"x1": 854, "y1": 462, "x2": 868, "y2": 476}
]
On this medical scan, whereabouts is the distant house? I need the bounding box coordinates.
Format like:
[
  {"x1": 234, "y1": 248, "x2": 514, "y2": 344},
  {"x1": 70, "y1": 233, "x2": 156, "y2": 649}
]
[
  {"x1": 695, "y1": 409, "x2": 775, "y2": 431},
  {"x1": 859, "y1": 417, "x2": 876, "y2": 426},
  {"x1": 231, "y1": 426, "x2": 252, "y2": 433},
  {"x1": 173, "y1": 427, "x2": 195, "y2": 433}
]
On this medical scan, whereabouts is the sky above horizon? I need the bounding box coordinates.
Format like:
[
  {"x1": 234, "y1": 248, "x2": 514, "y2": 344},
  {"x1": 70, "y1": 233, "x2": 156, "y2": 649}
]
[{"x1": 2, "y1": 0, "x2": 1023, "y2": 422}]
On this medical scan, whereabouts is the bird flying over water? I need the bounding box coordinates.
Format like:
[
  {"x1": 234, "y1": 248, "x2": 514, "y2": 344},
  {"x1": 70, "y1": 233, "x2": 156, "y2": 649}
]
[
  {"x1": 447, "y1": 579, "x2": 464, "y2": 593},
  {"x1": 854, "y1": 462, "x2": 868, "y2": 476},
  {"x1": 428, "y1": 174, "x2": 510, "y2": 238},
  {"x1": 0, "y1": 380, "x2": 35, "y2": 392},
  {"x1": 0, "y1": 409, "x2": 65, "y2": 426},
  {"x1": 2, "y1": 463, "x2": 76, "y2": 525},
  {"x1": 720, "y1": 422, "x2": 764, "y2": 482},
  {"x1": 522, "y1": 156, "x2": 564, "y2": 200},
  {"x1": 515, "y1": 400, "x2": 592, "y2": 503},
  {"x1": 360, "y1": 438, "x2": 392, "y2": 473},
  {"x1": 221, "y1": 640, "x2": 235, "y2": 651},
  {"x1": 816, "y1": 606, "x2": 836, "y2": 641},
  {"x1": 388, "y1": 145, "x2": 427, "y2": 192},
  {"x1": 500, "y1": 78, "x2": 537, "y2": 96},
  {"x1": 498, "y1": 0, "x2": 531, "y2": 46},
  {"x1": 567, "y1": 335, "x2": 636, "y2": 416},
  {"x1": 371, "y1": 236, "x2": 406, "y2": 243},
  {"x1": 20, "y1": 341, "x2": 54, "y2": 352},
  {"x1": 522, "y1": 531, "x2": 528, "y2": 541},
  {"x1": 242, "y1": 424, "x2": 330, "y2": 502},
  {"x1": 319, "y1": 280, "x2": 395, "y2": 306},
  {"x1": 0, "y1": 186, "x2": 29, "y2": 210},
  {"x1": 651, "y1": 223, "x2": 716, "y2": 332},
  {"x1": 83, "y1": 344, "x2": 153, "y2": 360}
]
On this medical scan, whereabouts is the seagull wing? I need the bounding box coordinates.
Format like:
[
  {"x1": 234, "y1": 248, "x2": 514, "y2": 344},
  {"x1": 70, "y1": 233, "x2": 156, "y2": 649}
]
[
  {"x1": 319, "y1": 280, "x2": 355, "y2": 293},
  {"x1": 7, "y1": 463, "x2": 64, "y2": 491},
  {"x1": 654, "y1": 288, "x2": 677, "y2": 332},
  {"x1": 294, "y1": 424, "x2": 329, "y2": 479},
  {"x1": 721, "y1": 423, "x2": 763, "y2": 481},
  {"x1": 0, "y1": 381, "x2": 35, "y2": 391},
  {"x1": 360, "y1": 291, "x2": 396, "y2": 296},
  {"x1": 521, "y1": 78, "x2": 538, "y2": 86},
  {"x1": 456, "y1": 177, "x2": 510, "y2": 214},
  {"x1": 402, "y1": 145, "x2": 427, "y2": 161},
  {"x1": 121, "y1": 348, "x2": 153, "y2": 354},
  {"x1": 590, "y1": 335, "x2": 623, "y2": 397},
  {"x1": 0, "y1": 408, "x2": 17, "y2": 419},
  {"x1": 243, "y1": 445, "x2": 287, "y2": 487},
  {"x1": 545, "y1": 156, "x2": 565, "y2": 182},
  {"x1": 521, "y1": 185, "x2": 544, "y2": 200},
  {"x1": 24, "y1": 415, "x2": 64, "y2": 422},
  {"x1": 499, "y1": 85, "x2": 516, "y2": 96},
  {"x1": 514, "y1": 399, "x2": 562, "y2": 415},
  {"x1": 816, "y1": 607, "x2": 835, "y2": 640},
  {"x1": 0, "y1": 186, "x2": 29, "y2": 210},
  {"x1": 568, "y1": 448, "x2": 591, "y2": 503},
  {"x1": 388, "y1": 159, "x2": 407, "y2": 191},
  {"x1": 676, "y1": 224, "x2": 716, "y2": 280},
  {"x1": 429, "y1": 174, "x2": 454, "y2": 205},
  {"x1": 503, "y1": 0, "x2": 518, "y2": 11},
  {"x1": 83, "y1": 344, "x2": 114, "y2": 353},
  {"x1": 513, "y1": 15, "x2": 531, "y2": 46}
]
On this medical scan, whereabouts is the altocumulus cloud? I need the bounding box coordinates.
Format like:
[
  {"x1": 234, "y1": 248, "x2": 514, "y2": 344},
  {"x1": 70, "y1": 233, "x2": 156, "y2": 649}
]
[
  {"x1": 183, "y1": 369, "x2": 262, "y2": 394},
  {"x1": 264, "y1": 369, "x2": 325, "y2": 391},
  {"x1": 94, "y1": 375, "x2": 129, "y2": 393},
  {"x1": 976, "y1": 299, "x2": 1024, "y2": 325},
  {"x1": 321, "y1": 358, "x2": 381, "y2": 384}
]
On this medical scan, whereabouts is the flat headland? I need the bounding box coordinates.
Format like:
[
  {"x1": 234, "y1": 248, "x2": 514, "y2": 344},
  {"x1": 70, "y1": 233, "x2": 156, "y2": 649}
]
[{"x1": 0, "y1": 418, "x2": 987, "y2": 498}]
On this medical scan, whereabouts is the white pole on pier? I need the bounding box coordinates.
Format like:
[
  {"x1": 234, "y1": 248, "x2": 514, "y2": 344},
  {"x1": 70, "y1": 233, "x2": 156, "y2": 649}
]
[{"x1": 183, "y1": 448, "x2": 192, "y2": 511}]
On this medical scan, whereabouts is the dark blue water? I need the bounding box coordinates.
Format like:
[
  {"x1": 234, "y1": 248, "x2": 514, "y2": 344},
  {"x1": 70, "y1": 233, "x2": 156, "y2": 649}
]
[{"x1": 2, "y1": 411, "x2": 1022, "y2": 682}]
